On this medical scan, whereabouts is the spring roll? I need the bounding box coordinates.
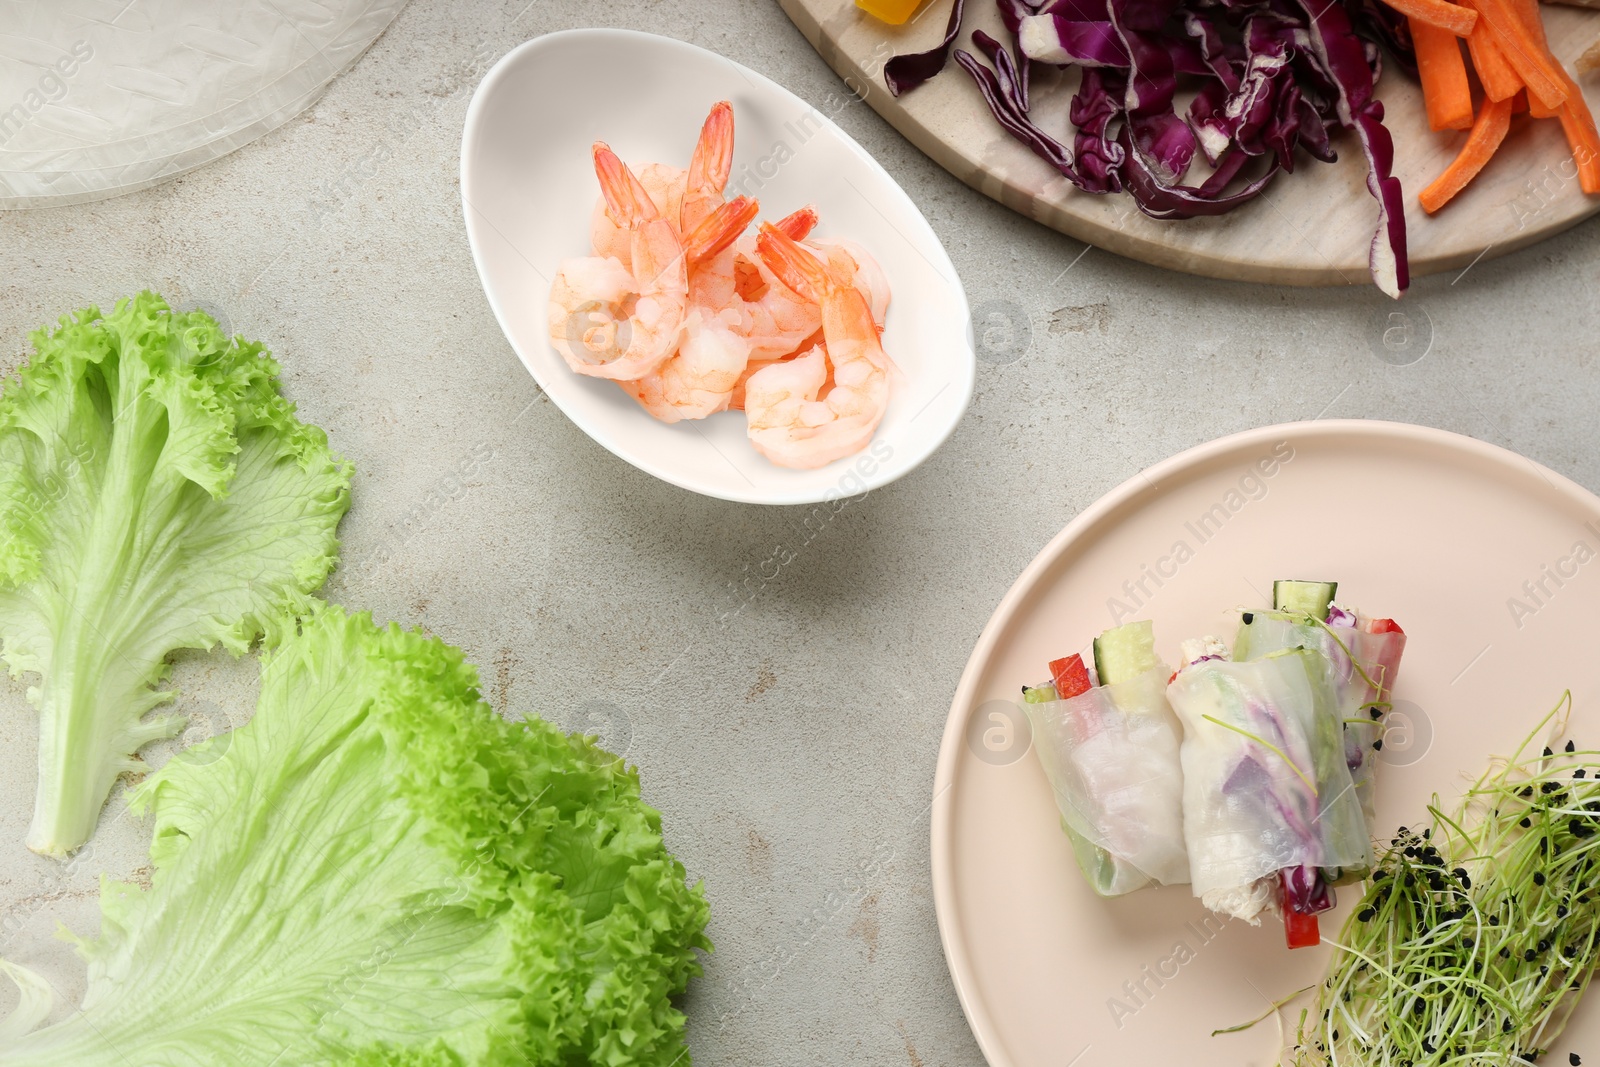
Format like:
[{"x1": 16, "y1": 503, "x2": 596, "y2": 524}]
[
  {"x1": 1023, "y1": 658, "x2": 1189, "y2": 896},
  {"x1": 1235, "y1": 602, "x2": 1406, "y2": 827},
  {"x1": 1167, "y1": 639, "x2": 1372, "y2": 924}
]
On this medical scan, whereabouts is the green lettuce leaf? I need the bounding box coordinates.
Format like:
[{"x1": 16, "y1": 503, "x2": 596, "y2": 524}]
[
  {"x1": 0, "y1": 605, "x2": 711, "y2": 1066},
  {"x1": 0, "y1": 292, "x2": 350, "y2": 855}
]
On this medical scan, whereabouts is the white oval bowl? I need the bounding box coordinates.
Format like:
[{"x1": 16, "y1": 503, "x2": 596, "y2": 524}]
[{"x1": 460, "y1": 28, "x2": 974, "y2": 505}]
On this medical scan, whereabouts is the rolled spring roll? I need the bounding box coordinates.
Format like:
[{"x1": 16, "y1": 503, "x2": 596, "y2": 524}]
[
  {"x1": 1235, "y1": 605, "x2": 1406, "y2": 827},
  {"x1": 1167, "y1": 641, "x2": 1372, "y2": 923},
  {"x1": 1023, "y1": 664, "x2": 1190, "y2": 896}
]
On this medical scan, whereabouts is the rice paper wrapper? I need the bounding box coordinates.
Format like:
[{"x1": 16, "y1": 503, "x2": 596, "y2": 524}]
[
  {"x1": 1022, "y1": 665, "x2": 1190, "y2": 897},
  {"x1": 1236, "y1": 614, "x2": 1406, "y2": 825},
  {"x1": 0, "y1": 0, "x2": 409, "y2": 208},
  {"x1": 1168, "y1": 651, "x2": 1373, "y2": 918}
]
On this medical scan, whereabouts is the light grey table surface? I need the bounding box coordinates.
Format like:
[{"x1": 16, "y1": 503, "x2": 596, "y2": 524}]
[{"x1": 1, "y1": 2, "x2": 1598, "y2": 1065}]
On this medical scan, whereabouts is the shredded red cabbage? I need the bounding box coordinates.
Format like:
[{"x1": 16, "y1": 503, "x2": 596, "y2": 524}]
[
  {"x1": 886, "y1": 0, "x2": 1413, "y2": 295},
  {"x1": 1281, "y1": 864, "x2": 1337, "y2": 915},
  {"x1": 885, "y1": 0, "x2": 968, "y2": 95}
]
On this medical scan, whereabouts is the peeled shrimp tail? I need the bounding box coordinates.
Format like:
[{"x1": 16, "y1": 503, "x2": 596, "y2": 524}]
[
  {"x1": 685, "y1": 196, "x2": 758, "y2": 262},
  {"x1": 591, "y1": 162, "x2": 685, "y2": 262},
  {"x1": 774, "y1": 205, "x2": 818, "y2": 241},
  {"x1": 682, "y1": 101, "x2": 734, "y2": 232}
]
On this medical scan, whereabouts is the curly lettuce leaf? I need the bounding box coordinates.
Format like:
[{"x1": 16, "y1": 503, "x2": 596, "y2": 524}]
[
  {"x1": 0, "y1": 605, "x2": 710, "y2": 1066},
  {"x1": 0, "y1": 292, "x2": 351, "y2": 856}
]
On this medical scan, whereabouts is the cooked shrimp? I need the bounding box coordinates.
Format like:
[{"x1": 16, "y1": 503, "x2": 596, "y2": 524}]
[
  {"x1": 726, "y1": 214, "x2": 897, "y2": 411},
  {"x1": 618, "y1": 196, "x2": 761, "y2": 422},
  {"x1": 742, "y1": 223, "x2": 893, "y2": 469},
  {"x1": 619, "y1": 309, "x2": 749, "y2": 422},
  {"x1": 808, "y1": 238, "x2": 890, "y2": 327},
  {"x1": 591, "y1": 162, "x2": 685, "y2": 262},
  {"x1": 729, "y1": 344, "x2": 815, "y2": 411},
  {"x1": 724, "y1": 207, "x2": 824, "y2": 411},
  {"x1": 549, "y1": 144, "x2": 688, "y2": 381},
  {"x1": 728, "y1": 207, "x2": 824, "y2": 364}
]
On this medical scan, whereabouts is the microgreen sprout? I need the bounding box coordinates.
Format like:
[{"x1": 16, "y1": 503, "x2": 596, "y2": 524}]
[{"x1": 1294, "y1": 693, "x2": 1600, "y2": 1067}]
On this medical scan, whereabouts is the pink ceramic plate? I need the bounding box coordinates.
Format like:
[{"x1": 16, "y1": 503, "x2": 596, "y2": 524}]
[{"x1": 933, "y1": 420, "x2": 1600, "y2": 1067}]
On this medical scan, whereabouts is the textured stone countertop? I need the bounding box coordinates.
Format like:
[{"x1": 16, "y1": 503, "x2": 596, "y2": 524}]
[{"x1": 1, "y1": 2, "x2": 1598, "y2": 1065}]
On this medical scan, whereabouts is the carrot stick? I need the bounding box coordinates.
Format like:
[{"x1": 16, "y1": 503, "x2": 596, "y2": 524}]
[
  {"x1": 1461, "y1": 0, "x2": 1567, "y2": 109},
  {"x1": 1557, "y1": 97, "x2": 1600, "y2": 194},
  {"x1": 1510, "y1": 0, "x2": 1600, "y2": 195},
  {"x1": 1420, "y1": 97, "x2": 1515, "y2": 213},
  {"x1": 1412, "y1": 18, "x2": 1476, "y2": 129},
  {"x1": 1505, "y1": 0, "x2": 1559, "y2": 117},
  {"x1": 1384, "y1": 0, "x2": 1478, "y2": 35},
  {"x1": 1466, "y1": 22, "x2": 1523, "y2": 101}
]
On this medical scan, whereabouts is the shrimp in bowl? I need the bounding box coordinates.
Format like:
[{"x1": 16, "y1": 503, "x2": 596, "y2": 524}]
[
  {"x1": 740, "y1": 223, "x2": 899, "y2": 470},
  {"x1": 546, "y1": 101, "x2": 900, "y2": 468}
]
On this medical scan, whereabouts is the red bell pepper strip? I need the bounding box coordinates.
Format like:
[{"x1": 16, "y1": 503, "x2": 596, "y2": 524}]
[
  {"x1": 1284, "y1": 906, "x2": 1322, "y2": 949},
  {"x1": 1049, "y1": 654, "x2": 1093, "y2": 699}
]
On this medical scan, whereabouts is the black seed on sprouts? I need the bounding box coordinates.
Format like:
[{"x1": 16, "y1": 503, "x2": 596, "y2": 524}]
[
  {"x1": 1523, "y1": 818, "x2": 1534, "y2": 828},
  {"x1": 1523, "y1": 787, "x2": 1537, "y2": 798},
  {"x1": 1546, "y1": 747, "x2": 1556, "y2": 757},
  {"x1": 1567, "y1": 741, "x2": 1577, "y2": 754},
  {"x1": 1570, "y1": 1054, "x2": 1581, "y2": 1066},
  {"x1": 1374, "y1": 739, "x2": 1384, "y2": 751},
  {"x1": 1536, "y1": 872, "x2": 1547, "y2": 886},
  {"x1": 1540, "y1": 939, "x2": 1552, "y2": 952},
  {"x1": 1545, "y1": 781, "x2": 1564, "y2": 794},
  {"x1": 1358, "y1": 907, "x2": 1375, "y2": 922},
  {"x1": 1527, "y1": 949, "x2": 1540, "y2": 962},
  {"x1": 1370, "y1": 707, "x2": 1383, "y2": 720},
  {"x1": 1577, "y1": 769, "x2": 1588, "y2": 779},
  {"x1": 1559, "y1": 904, "x2": 1569, "y2": 918},
  {"x1": 1502, "y1": 947, "x2": 1512, "y2": 958}
]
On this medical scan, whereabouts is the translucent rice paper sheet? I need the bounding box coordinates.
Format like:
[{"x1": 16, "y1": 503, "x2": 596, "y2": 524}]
[
  {"x1": 1022, "y1": 665, "x2": 1190, "y2": 897},
  {"x1": 1235, "y1": 612, "x2": 1407, "y2": 823},
  {"x1": 1167, "y1": 651, "x2": 1373, "y2": 920},
  {"x1": 0, "y1": 0, "x2": 409, "y2": 208}
]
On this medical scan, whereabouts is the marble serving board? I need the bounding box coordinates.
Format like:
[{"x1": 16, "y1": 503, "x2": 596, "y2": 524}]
[{"x1": 779, "y1": 0, "x2": 1600, "y2": 286}]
